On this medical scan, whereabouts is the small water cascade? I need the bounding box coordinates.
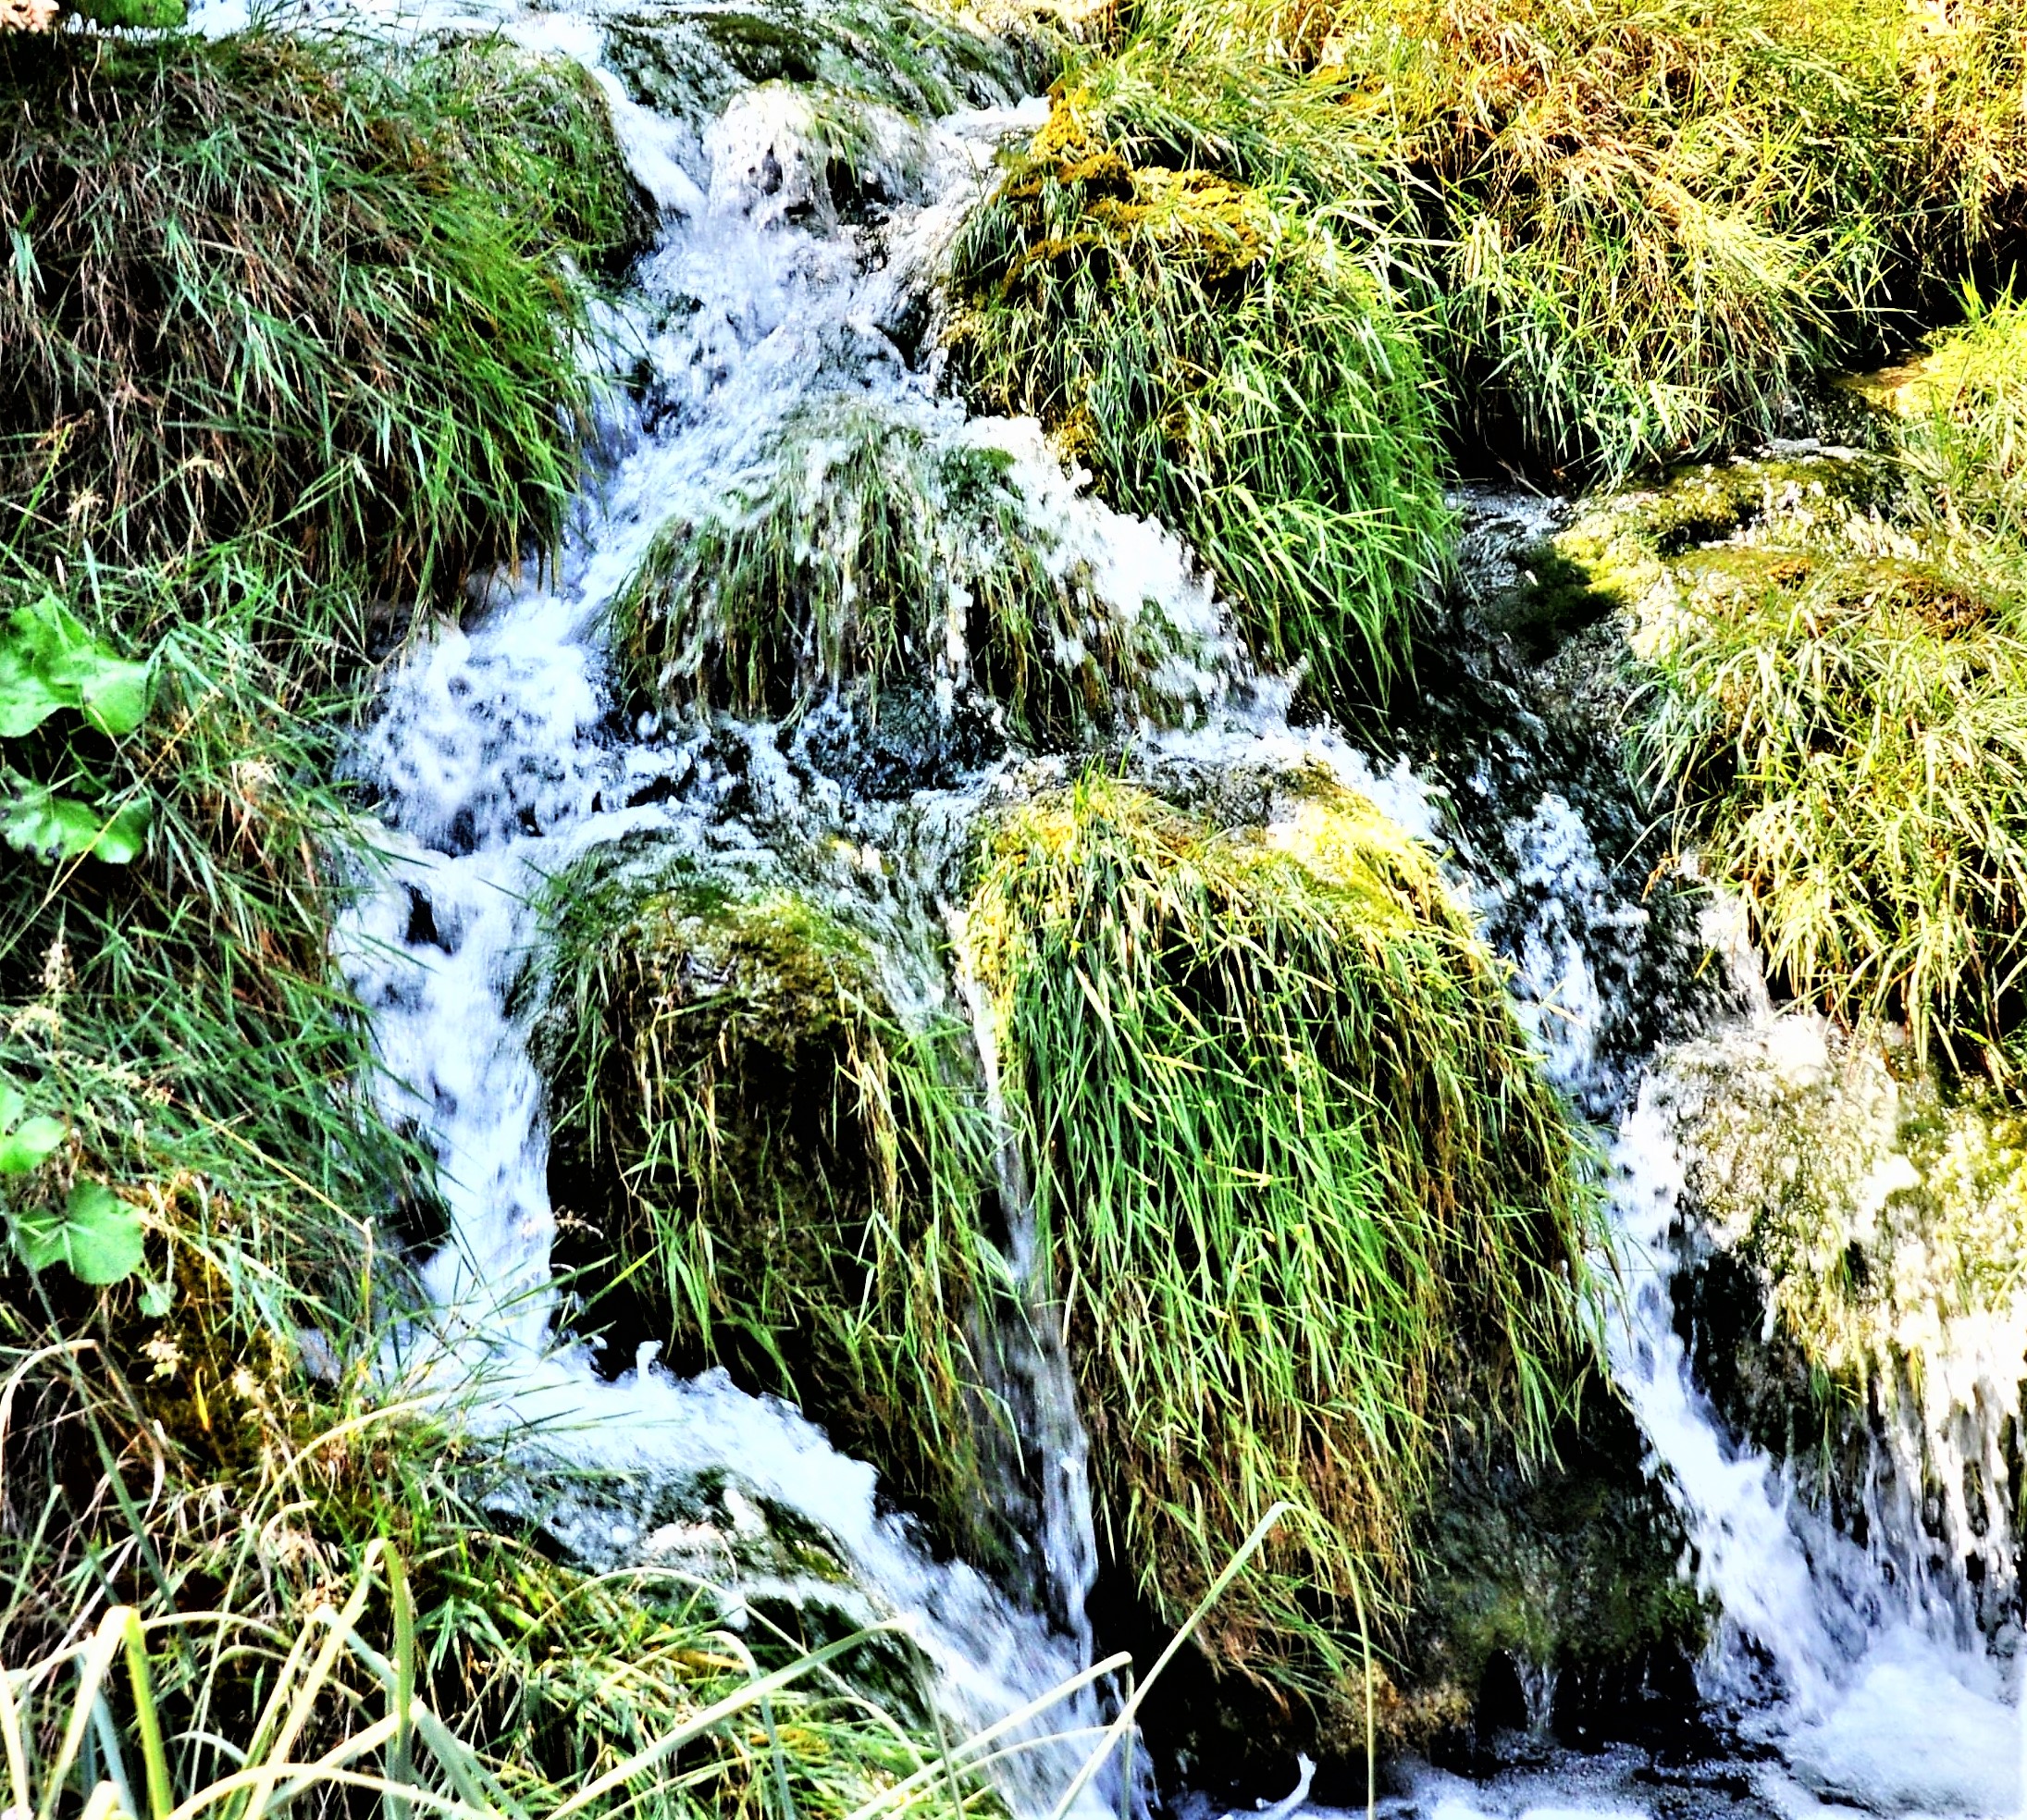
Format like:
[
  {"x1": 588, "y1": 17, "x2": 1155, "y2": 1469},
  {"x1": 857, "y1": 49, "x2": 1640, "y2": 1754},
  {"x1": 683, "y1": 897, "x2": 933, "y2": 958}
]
[
  {"x1": 177, "y1": 0, "x2": 2027, "y2": 1797},
  {"x1": 1383, "y1": 491, "x2": 2027, "y2": 1814}
]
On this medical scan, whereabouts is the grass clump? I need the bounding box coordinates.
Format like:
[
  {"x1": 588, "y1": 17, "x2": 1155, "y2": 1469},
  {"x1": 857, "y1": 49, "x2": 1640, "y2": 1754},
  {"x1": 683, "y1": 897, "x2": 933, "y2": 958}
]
[
  {"x1": 538, "y1": 856, "x2": 1009, "y2": 1563},
  {"x1": 610, "y1": 402, "x2": 1218, "y2": 744},
  {"x1": 1638, "y1": 540, "x2": 2027, "y2": 1069},
  {"x1": 966, "y1": 0, "x2": 2027, "y2": 499},
  {"x1": 946, "y1": 106, "x2": 1450, "y2": 704},
  {"x1": 962, "y1": 773, "x2": 1599, "y2": 1700},
  {"x1": 0, "y1": 26, "x2": 644, "y2": 590}
]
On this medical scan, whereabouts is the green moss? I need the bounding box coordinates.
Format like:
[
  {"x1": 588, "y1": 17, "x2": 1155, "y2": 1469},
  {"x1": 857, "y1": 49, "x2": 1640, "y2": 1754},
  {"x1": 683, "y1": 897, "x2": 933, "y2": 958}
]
[
  {"x1": 538, "y1": 854, "x2": 1008, "y2": 1564},
  {"x1": 0, "y1": 27, "x2": 644, "y2": 591},
  {"x1": 963, "y1": 772, "x2": 1601, "y2": 1710},
  {"x1": 1408, "y1": 1399, "x2": 1707, "y2": 1738},
  {"x1": 947, "y1": 112, "x2": 1450, "y2": 706}
]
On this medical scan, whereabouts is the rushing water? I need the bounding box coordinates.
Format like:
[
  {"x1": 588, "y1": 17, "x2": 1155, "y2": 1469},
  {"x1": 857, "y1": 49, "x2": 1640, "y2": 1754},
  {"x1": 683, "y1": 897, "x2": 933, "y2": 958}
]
[{"x1": 183, "y1": 0, "x2": 2027, "y2": 1805}]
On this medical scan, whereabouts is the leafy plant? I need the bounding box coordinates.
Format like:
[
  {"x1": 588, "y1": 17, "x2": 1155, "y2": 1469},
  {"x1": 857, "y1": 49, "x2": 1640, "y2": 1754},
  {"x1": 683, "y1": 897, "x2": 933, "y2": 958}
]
[
  {"x1": 0, "y1": 1077, "x2": 143, "y2": 1285},
  {"x1": 0, "y1": 595, "x2": 154, "y2": 864}
]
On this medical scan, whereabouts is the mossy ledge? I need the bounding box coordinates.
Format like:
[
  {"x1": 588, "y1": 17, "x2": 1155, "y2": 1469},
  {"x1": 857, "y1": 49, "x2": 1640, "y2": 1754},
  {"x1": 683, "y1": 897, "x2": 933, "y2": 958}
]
[{"x1": 962, "y1": 772, "x2": 1602, "y2": 1727}]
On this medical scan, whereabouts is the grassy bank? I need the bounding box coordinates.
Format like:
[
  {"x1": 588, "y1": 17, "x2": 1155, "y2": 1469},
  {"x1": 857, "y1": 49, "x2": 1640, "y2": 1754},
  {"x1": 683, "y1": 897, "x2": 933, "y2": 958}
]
[
  {"x1": 0, "y1": 23, "x2": 995, "y2": 1820},
  {"x1": 1, "y1": 27, "x2": 644, "y2": 588},
  {"x1": 950, "y1": 0, "x2": 2027, "y2": 697}
]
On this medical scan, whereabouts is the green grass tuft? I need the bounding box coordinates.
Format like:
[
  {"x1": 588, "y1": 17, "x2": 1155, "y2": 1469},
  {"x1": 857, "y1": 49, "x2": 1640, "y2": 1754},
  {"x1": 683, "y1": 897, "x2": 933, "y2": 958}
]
[
  {"x1": 946, "y1": 106, "x2": 1451, "y2": 705},
  {"x1": 0, "y1": 27, "x2": 645, "y2": 592},
  {"x1": 537, "y1": 855, "x2": 1011, "y2": 1564},
  {"x1": 963, "y1": 773, "x2": 1600, "y2": 1700}
]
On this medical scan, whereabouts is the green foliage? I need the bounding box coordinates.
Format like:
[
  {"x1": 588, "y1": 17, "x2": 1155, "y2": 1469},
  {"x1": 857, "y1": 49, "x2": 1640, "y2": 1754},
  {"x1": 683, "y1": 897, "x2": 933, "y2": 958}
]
[
  {"x1": 539, "y1": 859, "x2": 1007, "y2": 1562},
  {"x1": 964, "y1": 774, "x2": 1599, "y2": 1699},
  {"x1": 9, "y1": 1181, "x2": 143, "y2": 1284},
  {"x1": 1638, "y1": 537, "x2": 2027, "y2": 1067},
  {"x1": 0, "y1": 26, "x2": 642, "y2": 590},
  {"x1": 68, "y1": 0, "x2": 188, "y2": 26},
  {"x1": 948, "y1": 109, "x2": 1449, "y2": 702},
  {"x1": 0, "y1": 595, "x2": 156, "y2": 866},
  {"x1": 610, "y1": 401, "x2": 1203, "y2": 742},
  {"x1": 976, "y1": 0, "x2": 2027, "y2": 490}
]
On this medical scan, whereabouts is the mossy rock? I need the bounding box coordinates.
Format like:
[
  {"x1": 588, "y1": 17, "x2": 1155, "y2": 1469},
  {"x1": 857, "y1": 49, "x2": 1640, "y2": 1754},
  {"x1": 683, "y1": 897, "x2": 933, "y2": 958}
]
[
  {"x1": 964, "y1": 770, "x2": 1601, "y2": 1738},
  {"x1": 1403, "y1": 1395, "x2": 1708, "y2": 1755},
  {"x1": 536, "y1": 851, "x2": 1011, "y2": 1566},
  {"x1": 1653, "y1": 1015, "x2": 2027, "y2": 1640}
]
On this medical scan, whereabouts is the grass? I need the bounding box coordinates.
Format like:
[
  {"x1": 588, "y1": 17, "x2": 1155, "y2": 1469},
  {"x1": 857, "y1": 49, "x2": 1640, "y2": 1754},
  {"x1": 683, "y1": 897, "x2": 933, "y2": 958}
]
[
  {"x1": 607, "y1": 401, "x2": 1216, "y2": 745},
  {"x1": 0, "y1": 26, "x2": 644, "y2": 593},
  {"x1": 1638, "y1": 532, "x2": 2027, "y2": 1070},
  {"x1": 535, "y1": 856, "x2": 1013, "y2": 1566},
  {"x1": 946, "y1": 104, "x2": 1450, "y2": 704},
  {"x1": 962, "y1": 773, "x2": 1600, "y2": 1705},
  {"x1": 954, "y1": 0, "x2": 2027, "y2": 549}
]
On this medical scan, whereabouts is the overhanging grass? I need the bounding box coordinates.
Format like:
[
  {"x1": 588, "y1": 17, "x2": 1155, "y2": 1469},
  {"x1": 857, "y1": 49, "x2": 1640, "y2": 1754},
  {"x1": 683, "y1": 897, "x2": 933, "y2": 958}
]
[
  {"x1": 946, "y1": 107, "x2": 1450, "y2": 705},
  {"x1": 0, "y1": 26, "x2": 644, "y2": 590},
  {"x1": 964, "y1": 774, "x2": 1599, "y2": 1699},
  {"x1": 537, "y1": 857, "x2": 1010, "y2": 1565}
]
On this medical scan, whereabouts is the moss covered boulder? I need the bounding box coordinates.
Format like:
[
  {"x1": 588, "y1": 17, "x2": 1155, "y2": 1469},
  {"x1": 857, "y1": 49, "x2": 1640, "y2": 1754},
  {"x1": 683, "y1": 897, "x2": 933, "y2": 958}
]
[
  {"x1": 961, "y1": 771, "x2": 1601, "y2": 1742},
  {"x1": 1653, "y1": 1014, "x2": 2027, "y2": 1638},
  {"x1": 537, "y1": 853, "x2": 1010, "y2": 1563}
]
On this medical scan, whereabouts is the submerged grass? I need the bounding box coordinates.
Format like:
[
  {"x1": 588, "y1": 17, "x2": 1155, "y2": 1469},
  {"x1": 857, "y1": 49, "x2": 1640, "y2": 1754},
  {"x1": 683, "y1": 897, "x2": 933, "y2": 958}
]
[
  {"x1": 0, "y1": 26, "x2": 643, "y2": 591},
  {"x1": 608, "y1": 401, "x2": 1204, "y2": 745},
  {"x1": 537, "y1": 858, "x2": 1009, "y2": 1564},
  {"x1": 964, "y1": 774, "x2": 1599, "y2": 1701}
]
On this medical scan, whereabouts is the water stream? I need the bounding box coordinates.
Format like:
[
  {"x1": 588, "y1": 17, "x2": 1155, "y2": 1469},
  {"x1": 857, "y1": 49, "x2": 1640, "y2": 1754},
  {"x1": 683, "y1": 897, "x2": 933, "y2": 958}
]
[{"x1": 187, "y1": 0, "x2": 2027, "y2": 1806}]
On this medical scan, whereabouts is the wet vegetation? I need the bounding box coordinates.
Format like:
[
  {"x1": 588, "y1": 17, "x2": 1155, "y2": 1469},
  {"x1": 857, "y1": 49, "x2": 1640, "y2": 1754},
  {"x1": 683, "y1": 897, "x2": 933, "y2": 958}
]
[
  {"x1": 0, "y1": 18, "x2": 981, "y2": 1820},
  {"x1": 964, "y1": 774, "x2": 1600, "y2": 1714},
  {"x1": 536, "y1": 854, "x2": 1009, "y2": 1563},
  {"x1": 7, "y1": 0, "x2": 2027, "y2": 1804}
]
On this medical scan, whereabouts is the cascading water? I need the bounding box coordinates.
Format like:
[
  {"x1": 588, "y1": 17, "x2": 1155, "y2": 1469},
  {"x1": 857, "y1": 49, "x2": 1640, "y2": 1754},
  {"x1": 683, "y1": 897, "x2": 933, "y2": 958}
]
[
  {"x1": 183, "y1": 0, "x2": 2027, "y2": 1798},
  {"x1": 1368, "y1": 490, "x2": 2027, "y2": 1816}
]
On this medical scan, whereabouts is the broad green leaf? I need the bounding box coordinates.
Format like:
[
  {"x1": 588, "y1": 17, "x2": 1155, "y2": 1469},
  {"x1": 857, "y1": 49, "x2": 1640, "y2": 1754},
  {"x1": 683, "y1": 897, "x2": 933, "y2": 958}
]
[
  {"x1": 0, "y1": 598, "x2": 152, "y2": 738},
  {"x1": 139, "y1": 1280, "x2": 174, "y2": 1319},
  {"x1": 11, "y1": 1182, "x2": 146, "y2": 1285},
  {"x1": 1, "y1": 779, "x2": 151, "y2": 864},
  {"x1": 0, "y1": 1083, "x2": 22, "y2": 1133},
  {"x1": 0, "y1": 1115, "x2": 66, "y2": 1175}
]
